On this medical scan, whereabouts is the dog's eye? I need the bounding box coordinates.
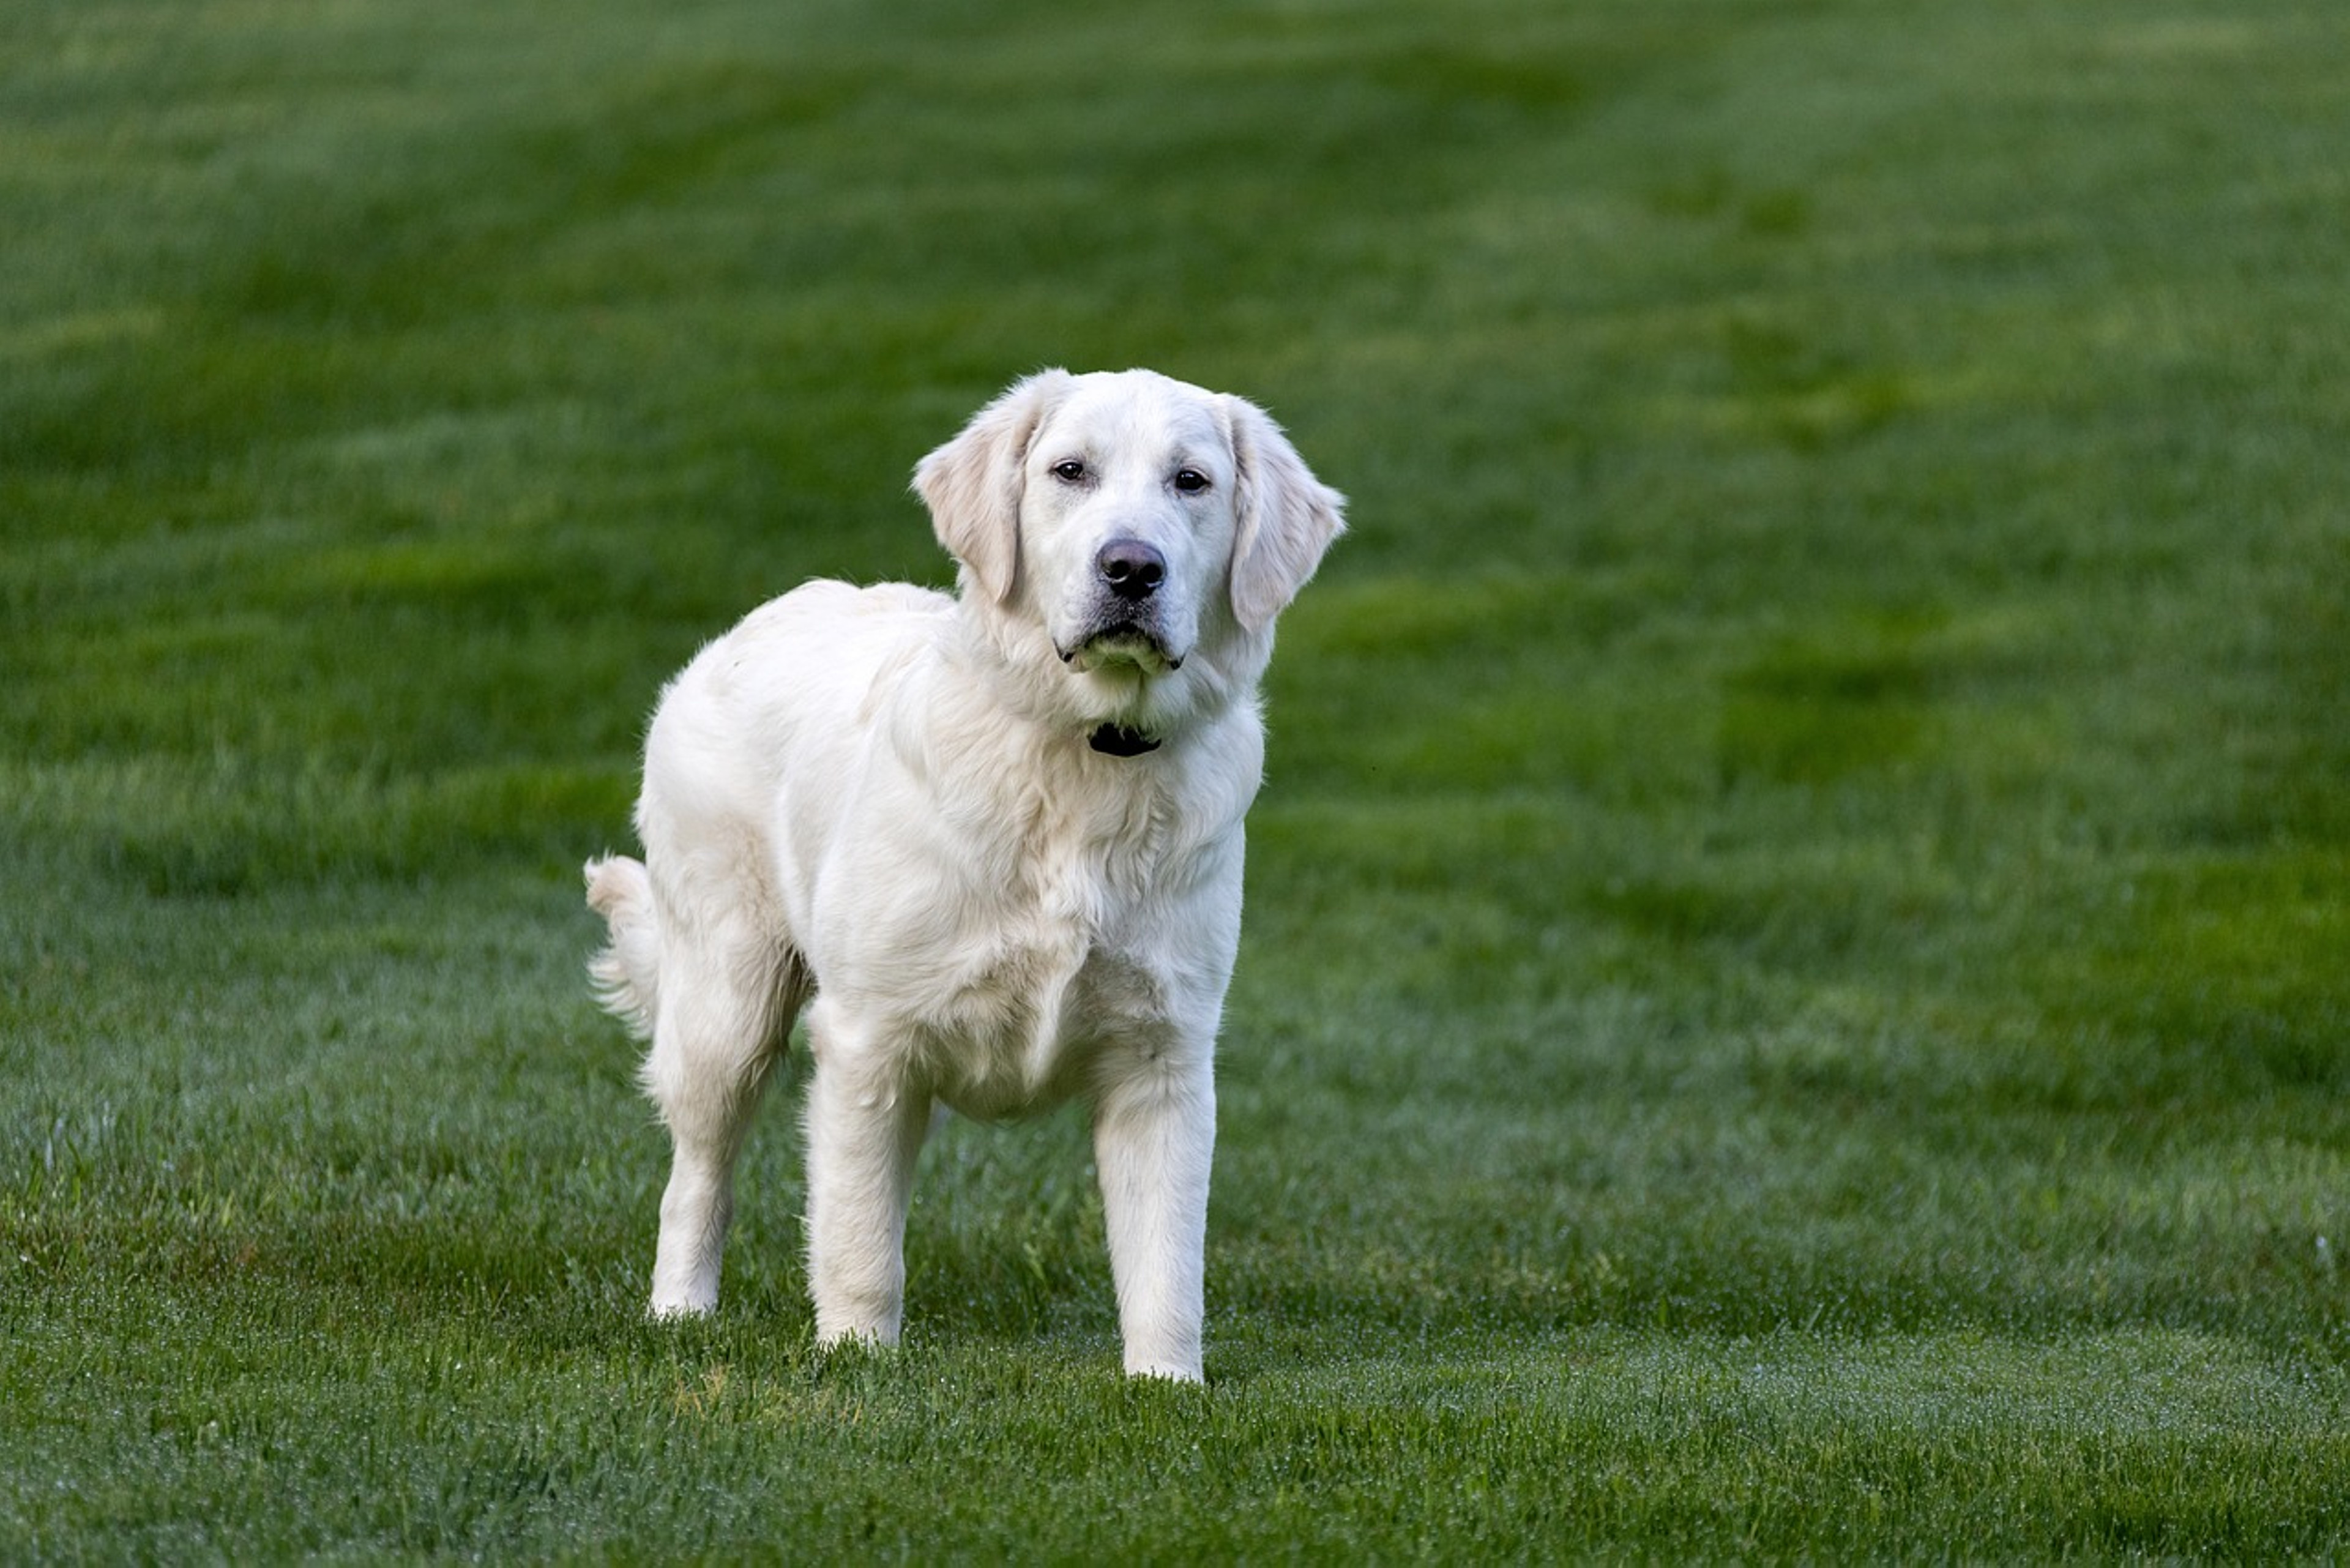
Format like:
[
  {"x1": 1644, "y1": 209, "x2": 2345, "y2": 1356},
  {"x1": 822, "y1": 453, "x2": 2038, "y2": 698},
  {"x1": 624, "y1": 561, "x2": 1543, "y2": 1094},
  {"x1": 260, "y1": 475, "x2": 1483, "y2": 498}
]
[
  {"x1": 1051, "y1": 458, "x2": 1088, "y2": 484},
  {"x1": 1173, "y1": 468, "x2": 1210, "y2": 495}
]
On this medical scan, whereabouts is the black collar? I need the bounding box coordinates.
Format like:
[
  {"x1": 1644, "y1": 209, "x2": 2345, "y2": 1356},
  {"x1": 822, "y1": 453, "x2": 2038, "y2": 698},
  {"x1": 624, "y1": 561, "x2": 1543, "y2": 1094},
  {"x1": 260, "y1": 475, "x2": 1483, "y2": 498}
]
[{"x1": 1088, "y1": 722, "x2": 1161, "y2": 757}]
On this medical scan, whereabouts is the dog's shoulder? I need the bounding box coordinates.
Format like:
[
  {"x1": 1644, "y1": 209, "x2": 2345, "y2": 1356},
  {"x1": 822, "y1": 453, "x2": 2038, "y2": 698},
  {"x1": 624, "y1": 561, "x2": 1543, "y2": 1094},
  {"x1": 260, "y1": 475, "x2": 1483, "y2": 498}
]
[
  {"x1": 736, "y1": 578, "x2": 951, "y2": 638},
  {"x1": 653, "y1": 580, "x2": 951, "y2": 753},
  {"x1": 696, "y1": 580, "x2": 949, "y2": 688}
]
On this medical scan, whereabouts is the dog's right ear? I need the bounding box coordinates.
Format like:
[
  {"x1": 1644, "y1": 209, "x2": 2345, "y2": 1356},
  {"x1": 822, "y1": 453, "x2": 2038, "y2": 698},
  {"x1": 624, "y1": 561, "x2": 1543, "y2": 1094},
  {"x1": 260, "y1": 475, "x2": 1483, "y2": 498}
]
[{"x1": 913, "y1": 370, "x2": 1072, "y2": 603}]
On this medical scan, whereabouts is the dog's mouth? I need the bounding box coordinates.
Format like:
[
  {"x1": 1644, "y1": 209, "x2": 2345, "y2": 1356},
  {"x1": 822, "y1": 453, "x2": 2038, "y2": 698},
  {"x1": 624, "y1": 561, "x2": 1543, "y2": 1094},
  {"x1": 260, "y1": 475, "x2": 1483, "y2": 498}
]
[{"x1": 1056, "y1": 622, "x2": 1184, "y2": 674}]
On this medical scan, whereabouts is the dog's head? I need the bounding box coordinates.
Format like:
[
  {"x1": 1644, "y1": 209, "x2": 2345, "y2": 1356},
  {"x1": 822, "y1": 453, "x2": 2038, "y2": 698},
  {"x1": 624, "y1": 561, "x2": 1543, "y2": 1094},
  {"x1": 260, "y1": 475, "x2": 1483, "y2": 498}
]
[{"x1": 915, "y1": 369, "x2": 1345, "y2": 730}]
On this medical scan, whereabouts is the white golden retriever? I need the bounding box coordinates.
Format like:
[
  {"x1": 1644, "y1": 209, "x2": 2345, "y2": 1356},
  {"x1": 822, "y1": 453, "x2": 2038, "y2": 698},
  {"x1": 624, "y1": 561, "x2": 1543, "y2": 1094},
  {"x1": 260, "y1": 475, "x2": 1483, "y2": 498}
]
[{"x1": 584, "y1": 368, "x2": 1343, "y2": 1379}]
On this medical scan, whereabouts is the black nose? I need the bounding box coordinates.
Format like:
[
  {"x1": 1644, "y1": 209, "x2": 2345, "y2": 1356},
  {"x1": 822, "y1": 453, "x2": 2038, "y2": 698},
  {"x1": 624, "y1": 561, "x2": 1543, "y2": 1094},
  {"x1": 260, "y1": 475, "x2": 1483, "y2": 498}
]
[{"x1": 1097, "y1": 539, "x2": 1166, "y2": 602}]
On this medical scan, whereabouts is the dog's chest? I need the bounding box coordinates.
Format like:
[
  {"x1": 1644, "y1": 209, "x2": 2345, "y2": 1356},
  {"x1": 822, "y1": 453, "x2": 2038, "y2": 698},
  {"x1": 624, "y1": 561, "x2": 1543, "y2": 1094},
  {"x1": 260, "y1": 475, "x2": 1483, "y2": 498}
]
[{"x1": 913, "y1": 824, "x2": 1185, "y2": 1114}]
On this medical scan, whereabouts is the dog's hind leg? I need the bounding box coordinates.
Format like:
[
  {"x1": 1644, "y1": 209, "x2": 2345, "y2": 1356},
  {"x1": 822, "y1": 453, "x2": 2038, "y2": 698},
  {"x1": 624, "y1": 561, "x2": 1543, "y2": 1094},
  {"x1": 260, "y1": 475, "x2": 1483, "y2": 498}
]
[{"x1": 640, "y1": 930, "x2": 805, "y2": 1318}]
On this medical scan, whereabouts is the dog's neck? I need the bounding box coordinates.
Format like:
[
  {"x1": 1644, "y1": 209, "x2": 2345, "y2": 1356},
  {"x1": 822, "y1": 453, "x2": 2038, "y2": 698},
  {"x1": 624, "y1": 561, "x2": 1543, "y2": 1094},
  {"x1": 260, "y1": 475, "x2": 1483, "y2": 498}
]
[
  {"x1": 947, "y1": 611, "x2": 1207, "y2": 759},
  {"x1": 1087, "y1": 722, "x2": 1161, "y2": 757}
]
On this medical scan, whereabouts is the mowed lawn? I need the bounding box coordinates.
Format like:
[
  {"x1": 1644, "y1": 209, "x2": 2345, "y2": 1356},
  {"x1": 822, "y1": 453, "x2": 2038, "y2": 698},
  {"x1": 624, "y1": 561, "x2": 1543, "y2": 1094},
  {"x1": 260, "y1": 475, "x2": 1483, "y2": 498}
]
[{"x1": 6, "y1": 0, "x2": 2349, "y2": 1557}]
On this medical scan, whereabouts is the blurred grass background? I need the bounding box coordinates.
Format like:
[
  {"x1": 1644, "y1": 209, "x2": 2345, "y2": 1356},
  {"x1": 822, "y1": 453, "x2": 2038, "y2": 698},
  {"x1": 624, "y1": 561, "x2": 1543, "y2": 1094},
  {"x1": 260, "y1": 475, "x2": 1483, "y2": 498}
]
[{"x1": 5, "y1": 0, "x2": 2348, "y2": 1556}]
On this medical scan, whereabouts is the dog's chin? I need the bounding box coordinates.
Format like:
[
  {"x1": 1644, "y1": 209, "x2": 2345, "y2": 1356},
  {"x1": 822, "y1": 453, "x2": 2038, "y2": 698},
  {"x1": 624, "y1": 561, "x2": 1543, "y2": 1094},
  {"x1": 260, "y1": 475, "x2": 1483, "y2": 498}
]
[{"x1": 1057, "y1": 627, "x2": 1185, "y2": 676}]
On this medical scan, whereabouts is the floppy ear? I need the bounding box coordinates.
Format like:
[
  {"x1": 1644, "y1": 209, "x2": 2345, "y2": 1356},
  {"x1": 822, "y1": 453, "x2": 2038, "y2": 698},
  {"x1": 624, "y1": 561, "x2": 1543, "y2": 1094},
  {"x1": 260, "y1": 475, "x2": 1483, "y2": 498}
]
[
  {"x1": 912, "y1": 369, "x2": 1072, "y2": 603},
  {"x1": 1224, "y1": 395, "x2": 1347, "y2": 633}
]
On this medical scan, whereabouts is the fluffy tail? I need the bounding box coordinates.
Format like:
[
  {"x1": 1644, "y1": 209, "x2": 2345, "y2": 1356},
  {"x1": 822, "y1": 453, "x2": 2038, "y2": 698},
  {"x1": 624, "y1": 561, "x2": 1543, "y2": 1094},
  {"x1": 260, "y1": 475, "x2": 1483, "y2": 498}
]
[{"x1": 584, "y1": 855, "x2": 660, "y2": 1039}]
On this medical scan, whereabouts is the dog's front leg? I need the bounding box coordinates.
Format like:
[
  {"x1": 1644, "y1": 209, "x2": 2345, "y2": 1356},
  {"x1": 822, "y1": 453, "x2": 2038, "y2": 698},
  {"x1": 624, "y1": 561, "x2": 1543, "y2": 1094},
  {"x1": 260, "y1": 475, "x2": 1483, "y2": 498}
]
[
  {"x1": 1092, "y1": 1053, "x2": 1215, "y2": 1381},
  {"x1": 802, "y1": 1006, "x2": 931, "y2": 1350}
]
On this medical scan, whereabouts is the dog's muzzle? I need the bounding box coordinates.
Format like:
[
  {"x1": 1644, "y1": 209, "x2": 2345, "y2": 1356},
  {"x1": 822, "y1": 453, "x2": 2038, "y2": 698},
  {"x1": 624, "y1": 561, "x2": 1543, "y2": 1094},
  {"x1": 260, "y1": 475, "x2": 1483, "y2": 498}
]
[
  {"x1": 1058, "y1": 537, "x2": 1184, "y2": 671},
  {"x1": 1058, "y1": 623, "x2": 1183, "y2": 673}
]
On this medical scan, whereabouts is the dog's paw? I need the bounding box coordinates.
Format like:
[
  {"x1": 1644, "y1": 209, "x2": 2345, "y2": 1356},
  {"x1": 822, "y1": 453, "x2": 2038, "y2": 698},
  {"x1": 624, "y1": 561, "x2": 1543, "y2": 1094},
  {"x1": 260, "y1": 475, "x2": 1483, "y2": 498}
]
[{"x1": 1124, "y1": 1358, "x2": 1205, "y2": 1384}]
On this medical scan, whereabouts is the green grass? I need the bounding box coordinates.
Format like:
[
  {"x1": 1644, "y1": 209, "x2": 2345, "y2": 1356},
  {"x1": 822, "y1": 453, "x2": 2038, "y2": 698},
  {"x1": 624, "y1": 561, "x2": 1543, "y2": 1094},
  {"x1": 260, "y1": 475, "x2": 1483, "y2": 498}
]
[{"x1": 6, "y1": 0, "x2": 2349, "y2": 1557}]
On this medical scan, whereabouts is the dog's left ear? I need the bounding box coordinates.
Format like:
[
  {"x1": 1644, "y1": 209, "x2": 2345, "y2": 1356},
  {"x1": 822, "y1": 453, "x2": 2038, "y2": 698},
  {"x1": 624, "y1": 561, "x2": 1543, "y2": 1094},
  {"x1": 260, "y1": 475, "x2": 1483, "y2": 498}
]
[
  {"x1": 914, "y1": 370, "x2": 1072, "y2": 603},
  {"x1": 1223, "y1": 395, "x2": 1346, "y2": 633}
]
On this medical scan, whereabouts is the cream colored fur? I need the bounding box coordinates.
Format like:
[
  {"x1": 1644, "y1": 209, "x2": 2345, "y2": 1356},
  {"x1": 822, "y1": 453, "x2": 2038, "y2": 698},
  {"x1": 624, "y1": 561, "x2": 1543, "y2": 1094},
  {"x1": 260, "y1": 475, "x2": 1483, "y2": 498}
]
[{"x1": 586, "y1": 368, "x2": 1343, "y2": 1380}]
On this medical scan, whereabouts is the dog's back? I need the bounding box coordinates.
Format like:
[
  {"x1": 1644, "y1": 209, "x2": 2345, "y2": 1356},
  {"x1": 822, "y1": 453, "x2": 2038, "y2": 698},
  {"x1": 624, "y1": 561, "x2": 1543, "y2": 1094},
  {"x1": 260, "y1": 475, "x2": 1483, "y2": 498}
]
[{"x1": 586, "y1": 580, "x2": 953, "y2": 1045}]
